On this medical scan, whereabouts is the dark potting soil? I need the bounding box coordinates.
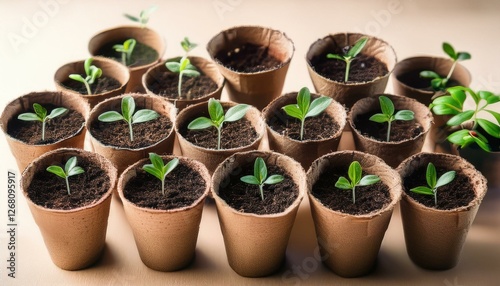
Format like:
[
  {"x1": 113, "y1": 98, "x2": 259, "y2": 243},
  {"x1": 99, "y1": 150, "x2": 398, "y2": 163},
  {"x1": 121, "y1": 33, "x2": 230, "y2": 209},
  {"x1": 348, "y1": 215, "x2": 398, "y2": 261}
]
[
  {"x1": 26, "y1": 156, "x2": 111, "y2": 210},
  {"x1": 7, "y1": 104, "x2": 85, "y2": 145},
  {"x1": 218, "y1": 163, "x2": 298, "y2": 214},
  {"x1": 402, "y1": 164, "x2": 475, "y2": 210},
  {"x1": 396, "y1": 69, "x2": 461, "y2": 91},
  {"x1": 95, "y1": 40, "x2": 158, "y2": 67},
  {"x1": 353, "y1": 111, "x2": 423, "y2": 142},
  {"x1": 123, "y1": 161, "x2": 207, "y2": 210},
  {"x1": 214, "y1": 43, "x2": 283, "y2": 73},
  {"x1": 61, "y1": 76, "x2": 122, "y2": 95},
  {"x1": 147, "y1": 72, "x2": 218, "y2": 100},
  {"x1": 311, "y1": 166, "x2": 391, "y2": 215}
]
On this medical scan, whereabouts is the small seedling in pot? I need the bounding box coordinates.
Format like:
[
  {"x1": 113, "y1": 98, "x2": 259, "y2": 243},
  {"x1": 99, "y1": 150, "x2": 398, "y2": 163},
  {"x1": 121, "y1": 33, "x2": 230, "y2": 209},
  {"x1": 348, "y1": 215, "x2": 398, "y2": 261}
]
[
  {"x1": 113, "y1": 38, "x2": 137, "y2": 66},
  {"x1": 142, "y1": 153, "x2": 179, "y2": 196},
  {"x1": 326, "y1": 37, "x2": 368, "y2": 82},
  {"x1": 98, "y1": 96, "x2": 159, "y2": 142},
  {"x1": 282, "y1": 86, "x2": 333, "y2": 140},
  {"x1": 188, "y1": 98, "x2": 249, "y2": 150},
  {"x1": 369, "y1": 95, "x2": 415, "y2": 142},
  {"x1": 410, "y1": 162, "x2": 456, "y2": 206},
  {"x1": 420, "y1": 42, "x2": 471, "y2": 91},
  {"x1": 124, "y1": 6, "x2": 157, "y2": 28},
  {"x1": 165, "y1": 37, "x2": 200, "y2": 99},
  {"x1": 17, "y1": 103, "x2": 68, "y2": 141},
  {"x1": 46, "y1": 156, "x2": 85, "y2": 195},
  {"x1": 68, "y1": 58, "x2": 103, "y2": 95},
  {"x1": 240, "y1": 157, "x2": 284, "y2": 201},
  {"x1": 334, "y1": 161, "x2": 380, "y2": 204}
]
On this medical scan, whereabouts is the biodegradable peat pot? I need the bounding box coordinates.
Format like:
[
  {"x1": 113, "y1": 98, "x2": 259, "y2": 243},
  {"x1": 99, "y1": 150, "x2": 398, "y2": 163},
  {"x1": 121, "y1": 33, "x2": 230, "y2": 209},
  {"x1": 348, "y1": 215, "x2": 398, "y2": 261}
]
[
  {"x1": 175, "y1": 100, "x2": 265, "y2": 174},
  {"x1": 211, "y1": 150, "x2": 306, "y2": 277},
  {"x1": 349, "y1": 94, "x2": 433, "y2": 168},
  {"x1": 263, "y1": 91, "x2": 346, "y2": 169},
  {"x1": 0, "y1": 91, "x2": 89, "y2": 172},
  {"x1": 397, "y1": 152, "x2": 487, "y2": 270},
  {"x1": 307, "y1": 150, "x2": 402, "y2": 277},
  {"x1": 206, "y1": 25, "x2": 295, "y2": 110},
  {"x1": 143, "y1": 56, "x2": 225, "y2": 111},
  {"x1": 87, "y1": 93, "x2": 176, "y2": 175},
  {"x1": 54, "y1": 56, "x2": 130, "y2": 108},
  {"x1": 88, "y1": 26, "x2": 165, "y2": 93},
  {"x1": 306, "y1": 33, "x2": 397, "y2": 108},
  {"x1": 20, "y1": 148, "x2": 117, "y2": 270},
  {"x1": 457, "y1": 146, "x2": 500, "y2": 189},
  {"x1": 118, "y1": 155, "x2": 211, "y2": 271}
]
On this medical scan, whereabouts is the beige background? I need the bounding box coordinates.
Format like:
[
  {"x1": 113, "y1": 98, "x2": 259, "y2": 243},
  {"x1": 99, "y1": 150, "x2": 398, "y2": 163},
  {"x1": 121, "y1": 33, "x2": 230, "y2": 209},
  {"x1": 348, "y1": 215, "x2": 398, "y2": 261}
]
[{"x1": 1, "y1": 0, "x2": 499, "y2": 285}]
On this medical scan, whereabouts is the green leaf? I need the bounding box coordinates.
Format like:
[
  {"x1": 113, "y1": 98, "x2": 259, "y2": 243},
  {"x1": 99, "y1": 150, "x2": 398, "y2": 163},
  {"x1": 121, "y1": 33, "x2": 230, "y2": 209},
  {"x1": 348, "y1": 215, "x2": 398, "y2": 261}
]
[
  {"x1": 326, "y1": 54, "x2": 344, "y2": 60},
  {"x1": 132, "y1": 109, "x2": 159, "y2": 124},
  {"x1": 187, "y1": 117, "x2": 214, "y2": 130},
  {"x1": 225, "y1": 104, "x2": 249, "y2": 122},
  {"x1": 369, "y1": 113, "x2": 389, "y2": 123},
  {"x1": 394, "y1": 110, "x2": 415, "y2": 121},
  {"x1": 297, "y1": 87, "x2": 311, "y2": 116},
  {"x1": 446, "y1": 110, "x2": 474, "y2": 126},
  {"x1": 420, "y1": 70, "x2": 440, "y2": 79},
  {"x1": 166, "y1": 62, "x2": 181, "y2": 73},
  {"x1": 164, "y1": 158, "x2": 179, "y2": 177},
  {"x1": 485, "y1": 110, "x2": 500, "y2": 125},
  {"x1": 182, "y1": 70, "x2": 200, "y2": 77},
  {"x1": 122, "y1": 96, "x2": 135, "y2": 121},
  {"x1": 67, "y1": 166, "x2": 84, "y2": 177},
  {"x1": 149, "y1": 153, "x2": 164, "y2": 170},
  {"x1": 208, "y1": 98, "x2": 224, "y2": 123},
  {"x1": 46, "y1": 165, "x2": 67, "y2": 179},
  {"x1": 98, "y1": 111, "x2": 124, "y2": 122},
  {"x1": 255, "y1": 157, "x2": 267, "y2": 184},
  {"x1": 447, "y1": 88, "x2": 467, "y2": 105},
  {"x1": 431, "y1": 78, "x2": 445, "y2": 90},
  {"x1": 143, "y1": 165, "x2": 163, "y2": 181},
  {"x1": 47, "y1": 107, "x2": 67, "y2": 119},
  {"x1": 432, "y1": 105, "x2": 459, "y2": 116},
  {"x1": 435, "y1": 170, "x2": 456, "y2": 189},
  {"x1": 358, "y1": 175, "x2": 380, "y2": 186},
  {"x1": 17, "y1": 112, "x2": 41, "y2": 121},
  {"x1": 65, "y1": 156, "x2": 77, "y2": 174},
  {"x1": 426, "y1": 163, "x2": 437, "y2": 188},
  {"x1": 477, "y1": 118, "x2": 500, "y2": 138},
  {"x1": 282, "y1": 104, "x2": 303, "y2": 120},
  {"x1": 69, "y1": 74, "x2": 85, "y2": 83},
  {"x1": 410, "y1": 186, "x2": 434, "y2": 195},
  {"x1": 264, "y1": 174, "x2": 284, "y2": 185},
  {"x1": 84, "y1": 58, "x2": 92, "y2": 75},
  {"x1": 306, "y1": 96, "x2": 332, "y2": 118},
  {"x1": 240, "y1": 175, "x2": 260, "y2": 185},
  {"x1": 471, "y1": 134, "x2": 491, "y2": 152},
  {"x1": 447, "y1": 129, "x2": 470, "y2": 145},
  {"x1": 180, "y1": 56, "x2": 190, "y2": 71},
  {"x1": 379, "y1": 96, "x2": 394, "y2": 117},
  {"x1": 335, "y1": 176, "x2": 352, "y2": 190},
  {"x1": 33, "y1": 103, "x2": 47, "y2": 118},
  {"x1": 456, "y1": 52, "x2": 471, "y2": 61},
  {"x1": 123, "y1": 14, "x2": 140, "y2": 22},
  {"x1": 348, "y1": 161, "x2": 362, "y2": 186},
  {"x1": 347, "y1": 37, "x2": 368, "y2": 58},
  {"x1": 442, "y1": 42, "x2": 457, "y2": 59}
]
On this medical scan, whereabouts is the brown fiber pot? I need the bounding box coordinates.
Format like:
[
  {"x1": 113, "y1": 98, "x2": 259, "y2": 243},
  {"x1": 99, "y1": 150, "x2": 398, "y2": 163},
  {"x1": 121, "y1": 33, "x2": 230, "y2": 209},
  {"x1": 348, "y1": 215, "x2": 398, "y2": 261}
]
[
  {"x1": 349, "y1": 94, "x2": 433, "y2": 168},
  {"x1": 54, "y1": 56, "x2": 130, "y2": 108},
  {"x1": 206, "y1": 25, "x2": 295, "y2": 110},
  {"x1": 142, "y1": 56, "x2": 225, "y2": 111},
  {"x1": 118, "y1": 155, "x2": 211, "y2": 271},
  {"x1": 307, "y1": 150, "x2": 402, "y2": 277},
  {"x1": 262, "y1": 91, "x2": 346, "y2": 169},
  {"x1": 211, "y1": 150, "x2": 306, "y2": 277},
  {"x1": 397, "y1": 152, "x2": 488, "y2": 270},
  {"x1": 0, "y1": 91, "x2": 89, "y2": 172},
  {"x1": 20, "y1": 148, "x2": 117, "y2": 270},
  {"x1": 306, "y1": 33, "x2": 397, "y2": 108}
]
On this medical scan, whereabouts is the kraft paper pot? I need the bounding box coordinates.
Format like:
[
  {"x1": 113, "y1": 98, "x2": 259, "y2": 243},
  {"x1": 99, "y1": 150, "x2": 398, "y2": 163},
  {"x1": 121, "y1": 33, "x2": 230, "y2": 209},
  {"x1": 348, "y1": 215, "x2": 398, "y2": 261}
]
[
  {"x1": 397, "y1": 152, "x2": 487, "y2": 270},
  {"x1": 307, "y1": 150, "x2": 402, "y2": 277},
  {"x1": 143, "y1": 56, "x2": 225, "y2": 111},
  {"x1": 118, "y1": 155, "x2": 210, "y2": 271},
  {"x1": 262, "y1": 91, "x2": 346, "y2": 169},
  {"x1": 211, "y1": 150, "x2": 306, "y2": 277},
  {"x1": 20, "y1": 148, "x2": 117, "y2": 270},
  {"x1": 87, "y1": 93, "x2": 176, "y2": 176},
  {"x1": 88, "y1": 25, "x2": 165, "y2": 93},
  {"x1": 349, "y1": 94, "x2": 433, "y2": 168},
  {"x1": 306, "y1": 33, "x2": 397, "y2": 108},
  {"x1": 54, "y1": 56, "x2": 130, "y2": 108},
  {"x1": 206, "y1": 25, "x2": 295, "y2": 110},
  {"x1": 0, "y1": 91, "x2": 89, "y2": 172}
]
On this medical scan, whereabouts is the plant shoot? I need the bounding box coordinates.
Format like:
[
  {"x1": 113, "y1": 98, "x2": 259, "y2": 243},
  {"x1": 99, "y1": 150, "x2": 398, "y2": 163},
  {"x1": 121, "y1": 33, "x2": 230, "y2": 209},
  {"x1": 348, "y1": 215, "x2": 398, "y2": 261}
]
[
  {"x1": 113, "y1": 38, "x2": 136, "y2": 66},
  {"x1": 124, "y1": 6, "x2": 157, "y2": 28},
  {"x1": 240, "y1": 157, "x2": 284, "y2": 200},
  {"x1": 326, "y1": 37, "x2": 368, "y2": 82},
  {"x1": 334, "y1": 161, "x2": 380, "y2": 204},
  {"x1": 142, "y1": 153, "x2": 179, "y2": 196},
  {"x1": 369, "y1": 95, "x2": 415, "y2": 142},
  {"x1": 410, "y1": 162, "x2": 456, "y2": 206},
  {"x1": 46, "y1": 156, "x2": 85, "y2": 195},
  {"x1": 17, "y1": 103, "x2": 68, "y2": 141},
  {"x1": 165, "y1": 37, "x2": 200, "y2": 99},
  {"x1": 68, "y1": 58, "x2": 103, "y2": 95}
]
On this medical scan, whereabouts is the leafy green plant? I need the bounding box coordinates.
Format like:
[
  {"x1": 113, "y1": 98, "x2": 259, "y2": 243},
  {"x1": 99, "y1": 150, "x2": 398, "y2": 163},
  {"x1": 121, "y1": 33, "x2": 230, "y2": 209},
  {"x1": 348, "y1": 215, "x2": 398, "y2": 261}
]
[
  {"x1": 369, "y1": 95, "x2": 415, "y2": 142},
  {"x1": 334, "y1": 161, "x2": 380, "y2": 204},
  {"x1": 326, "y1": 37, "x2": 368, "y2": 82},
  {"x1": 410, "y1": 162, "x2": 456, "y2": 206},
  {"x1": 180, "y1": 37, "x2": 197, "y2": 53},
  {"x1": 142, "y1": 153, "x2": 179, "y2": 196},
  {"x1": 240, "y1": 157, "x2": 284, "y2": 201},
  {"x1": 281, "y1": 87, "x2": 333, "y2": 140},
  {"x1": 420, "y1": 42, "x2": 471, "y2": 91},
  {"x1": 113, "y1": 38, "x2": 136, "y2": 66},
  {"x1": 46, "y1": 156, "x2": 85, "y2": 195},
  {"x1": 98, "y1": 96, "x2": 159, "y2": 142},
  {"x1": 17, "y1": 103, "x2": 68, "y2": 141},
  {"x1": 429, "y1": 86, "x2": 500, "y2": 152},
  {"x1": 68, "y1": 58, "x2": 103, "y2": 95},
  {"x1": 165, "y1": 37, "x2": 200, "y2": 99},
  {"x1": 187, "y1": 98, "x2": 249, "y2": 150},
  {"x1": 124, "y1": 6, "x2": 157, "y2": 28}
]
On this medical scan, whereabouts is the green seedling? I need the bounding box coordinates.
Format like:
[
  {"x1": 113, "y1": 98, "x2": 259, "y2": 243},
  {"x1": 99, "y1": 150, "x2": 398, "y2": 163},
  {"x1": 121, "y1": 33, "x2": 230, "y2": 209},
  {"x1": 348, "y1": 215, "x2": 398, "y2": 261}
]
[
  {"x1": 410, "y1": 162, "x2": 456, "y2": 206},
  {"x1": 369, "y1": 95, "x2": 415, "y2": 142},
  {"x1": 68, "y1": 58, "x2": 103, "y2": 95},
  {"x1": 420, "y1": 42, "x2": 471, "y2": 91},
  {"x1": 124, "y1": 6, "x2": 157, "y2": 28},
  {"x1": 187, "y1": 98, "x2": 249, "y2": 150},
  {"x1": 240, "y1": 157, "x2": 284, "y2": 201},
  {"x1": 98, "y1": 96, "x2": 159, "y2": 142},
  {"x1": 180, "y1": 37, "x2": 198, "y2": 53},
  {"x1": 282, "y1": 87, "x2": 333, "y2": 140},
  {"x1": 326, "y1": 37, "x2": 368, "y2": 82},
  {"x1": 334, "y1": 161, "x2": 380, "y2": 204},
  {"x1": 17, "y1": 103, "x2": 67, "y2": 141},
  {"x1": 46, "y1": 156, "x2": 85, "y2": 195},
  {"x1": 113, "y1": 38, "x2": 137, "y2": 66},
  {"x1": 165, "y1": 37, "x2": 200, "y2": 99},
  {"x1": 142, "y1": 153, "x2": 179, "y2": 196}
]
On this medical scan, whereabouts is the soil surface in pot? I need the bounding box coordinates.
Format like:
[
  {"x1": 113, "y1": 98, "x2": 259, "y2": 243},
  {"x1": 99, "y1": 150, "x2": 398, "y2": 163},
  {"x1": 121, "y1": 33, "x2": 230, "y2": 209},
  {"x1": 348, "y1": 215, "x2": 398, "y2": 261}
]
[
  {"x1": 214, "y1": 43, "x2": 283, "y2": 73},
  {"x1": 147, "y1": 72, "x2": 218, "y2": 100},
  {"x1": 123, "y1": 161, "x2": 207, "y2": 210},
  {"x1": 218, "y1": 163, "x2": 298, "y2": 215},
  {"x1": 396, "y1": 70, "x2": 460, "y2": 91},
  {"x1": 353, "y1": 112, "x2": 423, "y2": 142},
  {"x1": 7, "y1": 104, "x2": 85, "y2": 145},
  {"x1": 26, "y1": 156, "x2": 111, "y2": 210},
  {"x1": 402, "y1": 164, "x2": 475, "y2": 210},
  {"x1": 95, "y1": 40, "x2": 158, "y2": 67},
  {"x1": 311, "y1": 166, "x2": 391, "y2": 215},
  {"x1": 60, "y1": 76, "x2": 122, "y2": 95}
]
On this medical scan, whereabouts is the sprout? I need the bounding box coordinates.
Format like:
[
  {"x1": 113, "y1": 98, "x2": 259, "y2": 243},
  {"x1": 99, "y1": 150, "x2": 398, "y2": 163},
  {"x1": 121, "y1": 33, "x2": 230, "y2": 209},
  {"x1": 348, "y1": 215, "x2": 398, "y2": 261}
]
[
  {"x1": 334, "y1": 161, "x2": 380, "y2": 204},
  {"x1": 142, "y1": 153, "x2": 179, "y2": 196},
  {"x1": 113, "y1": 38, "x2": 136, "y2": 66},
  {"x1": 17, "y1": 103, "x2": 68, "y2": 141},
  {"x1": 124, "y1": 6, "x2": 157, "y2": 28},
  {"x1": 326, "y1": 37, "x2": 368, "y2": 82},
  {"x1": 240, "y1": 157, "x2": 284, "y2": 200},
  {"x1": 410, "y1": 162, "x2": 456, "y2": 206},
  {"x1": 165, "y1": 37, "x2": 200, "y2": 99},
  {"x1": 68, "y1": 58, "x2": 103, "y2": 95},
  {"x1": 46, "y1": 156, "x2": 85, "y2": 195},
  {"x1": 369, "y1": 95, "x2": 415, "y2": 142}
]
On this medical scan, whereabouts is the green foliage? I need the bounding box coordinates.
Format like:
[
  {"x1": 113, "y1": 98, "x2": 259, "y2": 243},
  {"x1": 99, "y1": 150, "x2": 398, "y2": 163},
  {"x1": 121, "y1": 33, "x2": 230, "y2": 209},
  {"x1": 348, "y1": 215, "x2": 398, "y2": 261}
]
[
  {"x1": 124, "y1": 6, "x2": 157, "y2": 28},
  {"x1": 68, "y1": 58, "x2": 103, "y2": 95},
  {"x1": 281, "y1": 87, "x2": 333, "y2": 140},
  {"x1": 17, "y1": 103, "x2": 67, "y2": 141},
  {"x1": 334, "y1": 161, "x2": 380, "y2": 204},
  {"x1": 326, "y1": 37, "x2": 368, "y2": 82},
  {"x1": 142, "y1": 153, "x2": 179, "y2": 196},
  {"x1": 410, "y1": 162, "x2": 456, "y2": 206},
  {"x1": 113, "y1": 38, "x2": 136, "y2": 66},
  {"x1": 369, "y1": 95, "x2": 415, "y2": 142},
  {"x1": 240, "y1": 157, "x2": 284, "y2": 201},
  {"x1": 165, "y1": 37, "x2": 200, "y2": 99},
  {"x1": 46, "y1": 156, "x2": 85, "y2": 195},
  {"x1": 181, "y1": 37, "x2": 198, "y2": 53}
]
